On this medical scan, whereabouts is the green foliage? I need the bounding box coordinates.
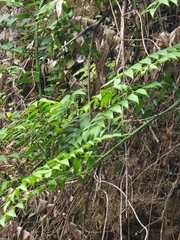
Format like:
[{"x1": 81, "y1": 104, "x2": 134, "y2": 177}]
[
  {"x1": 1, "y1": 41, "x2": 180, "y2": 226},
  {"x1": 142, "y1": 0, "x2": 178, "y2": 17},
  {"x1": 1, "y1": 0, "x2": 180, "y2": 229}
]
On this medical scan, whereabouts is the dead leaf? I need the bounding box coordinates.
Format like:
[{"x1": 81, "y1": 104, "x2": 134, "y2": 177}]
[
  {"x1": 56, "y1": 0, "x2": 63, "y2": 19},
  {"x1": 169, "y1": 26, "x2": 180, "y2": 46},
  {"x1": 69, "y1": 222, "x2": 84, "y2": 240}
]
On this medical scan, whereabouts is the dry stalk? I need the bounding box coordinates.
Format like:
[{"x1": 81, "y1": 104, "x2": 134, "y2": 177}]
[{"x1": 94, "y1": 179, "x2": 149, "y2": 240}]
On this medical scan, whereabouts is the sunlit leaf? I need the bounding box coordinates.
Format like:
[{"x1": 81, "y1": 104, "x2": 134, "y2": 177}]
[
  {"x1": 119, "y1": 100, "x2": 129, "y2": 109},
  {"x1": 0, "y1": 216, "x2": 6, "y2": 227},
  {"x1": 124, "y1": 68, "x2": 134, "y2": 78},
  {"x1": 60, "y1": 159, "x2": 70, "y2": 166},
  {"x1": 149, "y1": 8, "x2": 156, "y2": 18},
  {"x1": 140, "y1": 58, "x2": 151, "y2": 65},
  {"x1": 110, "y1": 105, "x2": 122, "y2": 113},
  {"x1": 144, "y1": 82, "x2": 162, "y2": 89},
  {"x1": 170, "y1": 0, "x2": 178, "y2": 5},
  {"x1": 6, "y1": 208, "x2": 17, "y2": 217},
  {"x1": 158, "y1": 0, "x2": 169, "y2": 6},
  {"x1": 127, "y1": 93, "x2": 139, "y2": 104},
  {"x1": 15, "y1": 202, "x2": 24, "y2": 209},
  {"x1": 135, "y1": 89, "x2": 148, "y2": 96}
]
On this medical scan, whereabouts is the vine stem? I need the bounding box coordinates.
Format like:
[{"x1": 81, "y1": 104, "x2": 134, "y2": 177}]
[{"x1": 96, "y1": 98, "x2": 180, "y2": 164}]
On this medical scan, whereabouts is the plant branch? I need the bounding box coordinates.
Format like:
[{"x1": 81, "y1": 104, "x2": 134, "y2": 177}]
[{"x1": 96, "y1": 98, "x2": 180, "y2": 164}]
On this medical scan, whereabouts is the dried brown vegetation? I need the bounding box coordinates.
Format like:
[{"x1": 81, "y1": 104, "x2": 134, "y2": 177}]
[{"x1": 0, "y1": 0, "x2": 180, "y2": 240}]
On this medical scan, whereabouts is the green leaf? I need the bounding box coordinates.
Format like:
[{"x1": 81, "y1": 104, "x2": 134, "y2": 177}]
[
  {"x1": 90, "y1": 125, "x2": 103, "y2": 138},
  {"x1": 149, "y1": 8, "x2": 156, "y2": 18},
  {"x1": 0, "y1": 128, "x2": 7, "y2": 135},
  {"x1": 100, "y1": 93, "x2": 112, "y2": 108},
  {"x1": 73, "y1": 159, "x2": 81, "y2": 174},
  {"x1": 25, "y1": 1, "x2": 39, "y2": 8},
  {"x1": 0, "y1": 155, "x2": 7, "y2": 161},
  {"x1": 170, "y1": 0, "x2": 178, "y2": 5},
  {"x1": 11, "y1": 47, "x2": 27, "y2": 55},
  {"x1": 60, "y1": 159, "x2": 70, "y2": 166},
  {"x1": 26, "y1": 145, "x2": 38, "y2": 156},
  {"x1": 0, "y1": 216, "x2": 6, "y2": 227},
  {"x1": 80, "y1": 116, "x2": 90, "y2": 130},
  {"x1": 41, "y1": 35, "x2": 52, "y2": 45},
  {"x1": 6, "y1": 208, "x2": 17, "y2": 217},
  {"x1": 87, "y1": 157, "x2": 96, "y2": 171},
  {"x1": 110, "y1": 105, "x2": 122, "y2": 113},
  {"x1": 165, "y1": 53, "x2": 177, "y2": 59},
  {"x1": 103, "y1": 110, "x2": 114, "y2": 119},
  {"x1": 142, "y1": 108, "x2": 153, "y2": 118},
  {"x1": 144, "y1": 82, "x2": 162, "y2": 89},
  {"x1": 158, "y1": 89, "x2": 167, "y2": 102},
  {"x1": 158, "y1": 0, "x2": 169, "y2": 6},
  {"x1": 140, "y1": 58, "x2": 151, "y2": 65},
  {"x1": 15, "y1": 12, "x2": 30, "y2": 19},
  {"x1": 15, "y1": 202, "x2": 24, "y2": 209},
  {"x1": 0, "y1": 13, "x2": 10, "y2": 23},
  {"x1": 135, "y1": 88, "x2": 148, "y2": 96},
  {"x1": 150, "y1": 52, "x2": 159, "y2": 59},
  {"x1": 132, "y1": 63, "x2": 142, "y2": 71},
  {"x1": 97, "y1": 119, "x2": 105, "y2": 128},
  {"x1": 124, "y1": 68, "x2": 134, "y2": 78},
  {"x1": 158, "y1": 49, "x2": 168, "y2": 55},
  {"x1": 72, "y1": 89, "x2": 86, "y2": 96},
  {"x1": 127, "y1": 93, "x2": 139, "y2": 104},
  {"x1": 149, "y1": 64, "x2": 158, "y2": 69},
  {"x1": 119, "y1": 100, "x2": 129, "y2": 109},
  {"x1": 1, "y1": 180, "x2": 11, "y2": 191},
  {"x1": 94, "y1": 0, "x2": 101, "y2": 8},
  {"x1": 62, "y1": 1, "x2": 69, "y2": 13}
]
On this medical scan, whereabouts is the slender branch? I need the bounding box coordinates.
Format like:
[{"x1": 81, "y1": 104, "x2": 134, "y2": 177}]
[{"x1": 96, "y1": 98, "x2": 180, "y2": 164}]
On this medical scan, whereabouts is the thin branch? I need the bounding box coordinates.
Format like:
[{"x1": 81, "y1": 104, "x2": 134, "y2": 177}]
[
  {"x1": 100, "y1": 180, "x2": 148, "y2": 240},
  {"x1": 96, "y1": 98, "x2": 180, "y2": 164}
]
